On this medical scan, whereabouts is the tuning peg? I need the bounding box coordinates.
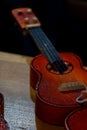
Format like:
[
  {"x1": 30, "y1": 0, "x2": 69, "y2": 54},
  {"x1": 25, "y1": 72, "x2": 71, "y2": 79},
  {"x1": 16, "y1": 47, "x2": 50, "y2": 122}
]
[
  {"x1": 32, "y1": 17, "x2": 38, "y2": 22},
  {"x1": 26, "y1": 8, "x2": 32, "y2": 13}
]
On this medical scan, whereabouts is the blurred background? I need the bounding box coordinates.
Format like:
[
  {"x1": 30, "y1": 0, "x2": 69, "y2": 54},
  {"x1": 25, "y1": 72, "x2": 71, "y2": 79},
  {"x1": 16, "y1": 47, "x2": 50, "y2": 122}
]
[{"x1": 0, "y1": 0, "x2": 87, "y2": 65}]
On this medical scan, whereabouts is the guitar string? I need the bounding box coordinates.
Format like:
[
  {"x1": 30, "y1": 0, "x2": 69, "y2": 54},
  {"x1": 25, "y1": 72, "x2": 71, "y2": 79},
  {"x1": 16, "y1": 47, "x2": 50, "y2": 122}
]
[
  {"x1": 28, "y1": 27, "x2": 67, "y2": 73},
  {"x1": 28, "y1": 27, "x2": 56, "y2": 62},
  {"x1": 29, "y1": 28, "x2": 55, "y2": 62},
  {"x1": 35, "y1": 27, "x2": 68, "y2": 73},
  {"x1": 28, "y1": 27, "x2": 64, "y2": 73},
  {"x1": 35, "y1": 27, "x2": 68, "y2": 72},
  {"x1": 29, "y1": 28, "x2": 58, "y2": 65}
]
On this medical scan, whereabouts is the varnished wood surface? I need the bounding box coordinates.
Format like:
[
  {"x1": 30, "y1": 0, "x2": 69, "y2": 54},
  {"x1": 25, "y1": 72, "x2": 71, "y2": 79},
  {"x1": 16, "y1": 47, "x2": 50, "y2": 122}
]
[
  {"x1": 65, "y1": 107, "x2": 87, "y2": 130},
  {"x1": 0, "y1": 51, "x2": 64, "y2": 130}
]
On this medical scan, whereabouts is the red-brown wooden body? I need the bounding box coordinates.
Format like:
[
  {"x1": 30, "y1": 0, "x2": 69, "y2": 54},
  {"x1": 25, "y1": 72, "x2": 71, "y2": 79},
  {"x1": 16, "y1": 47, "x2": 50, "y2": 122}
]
[
  {"x1": 30, "y1": 52, "x2": 87, "y2": 126},
  {"x1": 0, "y1": 116, "x2": 9, "y2": 130},
  {"x1": 65, "y1": 107, "x2": 87, "y2": 130}
]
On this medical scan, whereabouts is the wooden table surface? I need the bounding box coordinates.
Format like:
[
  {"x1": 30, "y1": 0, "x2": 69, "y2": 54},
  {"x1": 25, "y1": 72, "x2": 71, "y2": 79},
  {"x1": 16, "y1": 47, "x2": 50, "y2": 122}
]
[{"x1": 0, "y1": 51, "x2": 64, "y2": 130}]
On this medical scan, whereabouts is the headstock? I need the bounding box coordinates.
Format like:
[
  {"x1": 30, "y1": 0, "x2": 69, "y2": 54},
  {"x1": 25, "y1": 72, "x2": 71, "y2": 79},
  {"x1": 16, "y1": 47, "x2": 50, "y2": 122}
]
[{"x1": 11, "y1": 7, "x2": 41, "y2": 29}]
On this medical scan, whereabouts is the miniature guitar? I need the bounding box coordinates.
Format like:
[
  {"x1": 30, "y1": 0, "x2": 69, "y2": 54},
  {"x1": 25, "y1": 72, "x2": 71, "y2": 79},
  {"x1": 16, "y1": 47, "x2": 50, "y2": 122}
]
[
  {"x1": 12, "y1": 7, "x2": 87, "y2": 126},
  {"x1": 65, "y1": 107, "x2": 87, "y2": 130}
]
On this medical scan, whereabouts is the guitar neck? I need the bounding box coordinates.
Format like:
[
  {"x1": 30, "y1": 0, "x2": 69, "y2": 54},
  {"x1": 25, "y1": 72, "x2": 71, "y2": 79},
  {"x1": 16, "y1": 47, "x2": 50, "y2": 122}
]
[
  {"x1": 28, "y1": 27, "x2": 61, "y2": 63},
  {"x1": 28, "y1": 27, "x2": 68, "y2": 73},
  {"x1": 12, "y1": 7, "x2": 68, "y2": 74}
]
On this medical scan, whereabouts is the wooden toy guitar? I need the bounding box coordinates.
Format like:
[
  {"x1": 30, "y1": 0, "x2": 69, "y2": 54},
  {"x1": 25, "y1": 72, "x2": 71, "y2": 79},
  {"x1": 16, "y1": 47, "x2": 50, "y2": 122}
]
[
  {"x1": 12, "y1": 7, "x2": 87, "y2": 126},
  {"x1": 65, "y1": 107, "x2": 87, "y2": 130}
]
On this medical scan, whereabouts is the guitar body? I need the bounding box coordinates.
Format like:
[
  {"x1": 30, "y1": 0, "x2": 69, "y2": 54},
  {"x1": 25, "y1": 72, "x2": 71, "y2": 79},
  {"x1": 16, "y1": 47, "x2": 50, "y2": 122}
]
[
  {"x1": 30, "y1": 52, "x2": 87, "y2": 126},
  {"x1": 65, "y1": 107, "x2": 87, "y2": 130}
]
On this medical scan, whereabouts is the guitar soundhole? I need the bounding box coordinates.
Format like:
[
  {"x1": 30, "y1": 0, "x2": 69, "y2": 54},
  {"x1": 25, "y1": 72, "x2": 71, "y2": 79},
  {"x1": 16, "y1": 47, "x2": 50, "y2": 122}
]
[{"x1": 46, "y1": 61, "x2": 73, "y2": 74}]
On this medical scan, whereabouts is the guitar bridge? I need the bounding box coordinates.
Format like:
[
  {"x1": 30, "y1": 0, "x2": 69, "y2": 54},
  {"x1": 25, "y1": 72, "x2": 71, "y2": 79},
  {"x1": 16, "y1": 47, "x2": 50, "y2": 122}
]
[{"x1": 58, "y1": 81, "x2": 86, "y2": 92}]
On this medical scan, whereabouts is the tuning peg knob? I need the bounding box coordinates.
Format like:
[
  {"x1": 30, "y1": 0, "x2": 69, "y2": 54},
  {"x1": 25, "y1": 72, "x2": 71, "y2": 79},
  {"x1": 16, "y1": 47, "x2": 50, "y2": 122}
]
[{"x1": 26, "y1": 8, "x2": 32, "y2": 13}]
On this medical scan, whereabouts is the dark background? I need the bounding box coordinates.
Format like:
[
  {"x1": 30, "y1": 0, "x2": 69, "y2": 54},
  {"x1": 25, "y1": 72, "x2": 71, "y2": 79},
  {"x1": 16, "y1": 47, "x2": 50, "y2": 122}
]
[{"x1": 0, "y1": 0, "x2": 87, "y2": 66}]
